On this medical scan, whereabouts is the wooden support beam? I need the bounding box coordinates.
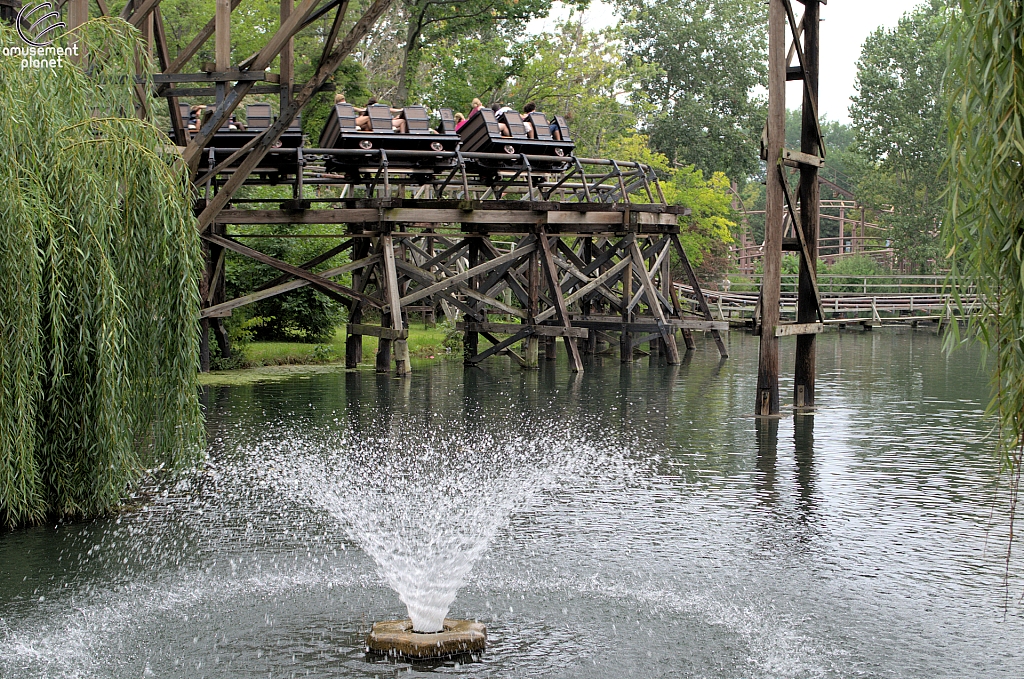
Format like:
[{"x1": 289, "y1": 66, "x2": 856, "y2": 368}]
[
  {"x1": 758, "y1": 0, "x2": 786, "y2": 415},
  {"x1": 201, "y1": 234, "x2": 383, "y2": 308},
  {"x1": 538, "y1": 233, "x2": 584, "y2": 372},
  {"x1": 794, "y1": 0, "x2": 821, "y2": 409},
  {"x1": 214, "y1": 0, "x2": 231, "y2": 72},
  {"x1": 381, "y1": 235, "x2": 409, "y2": 375}
]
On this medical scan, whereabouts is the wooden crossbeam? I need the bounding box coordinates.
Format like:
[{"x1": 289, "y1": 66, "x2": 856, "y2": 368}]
[
  {"x1": 536, "y1": 258, "x2": 630, "y2": 323},
  {"x1": 466, "y1": 328, "x2": 531, "y2": 365},
  {"x1": 398, "y1": 241, "x2": 536, "y2": 307},
  {"x1": 202, "y1": 233, "x2": 382, "y2": 308},
  {"x1": 200, "y1": 253, "x2": 381, "y2": 318},
  {"x1": 457, "y1": 322, "x2": 589, "y2": 338},
  {"x1": 256, "y1": 239, "x2": 354, "y2": 291},
  {"x1": 393, "y1": 259, "x2": 526, "y2": 319},
  {"x1": 777, "y1": 162, "x2": 826, "y2": 321}
]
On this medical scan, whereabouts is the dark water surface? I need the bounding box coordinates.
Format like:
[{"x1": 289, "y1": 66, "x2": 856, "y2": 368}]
[{"x1": 2, "y1": 330, "x2": 1021, "y2": 678}]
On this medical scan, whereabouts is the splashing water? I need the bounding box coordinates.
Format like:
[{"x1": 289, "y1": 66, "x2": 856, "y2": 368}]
[{"x1": 263, "y1": 419, "x2": 622, "y2": 633}]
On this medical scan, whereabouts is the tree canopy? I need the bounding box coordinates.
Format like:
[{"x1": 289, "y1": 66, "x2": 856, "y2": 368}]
[{"x1": 850, "y1": 0, "x2": 949, "y2": 271}]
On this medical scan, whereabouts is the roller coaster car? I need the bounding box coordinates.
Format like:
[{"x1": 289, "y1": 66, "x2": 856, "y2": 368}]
[
  {"x1": 195, "y1": 104, "x2": 303, "y2": 184},
  {"x1": 318, "y1": 103, "x2": 460, "y2": 176},
  {"x1": 458, "y1": 108, "x2": 574, "y2": 174}
]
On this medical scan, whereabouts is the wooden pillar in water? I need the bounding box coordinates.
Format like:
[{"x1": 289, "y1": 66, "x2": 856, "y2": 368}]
[
  {"x1": 524, "y1": 245, "x2": 540, "y2": 368},
  {"x1": 463, "y1": 238, "x2": 480, "y2": 364},
  {"x1": 621, "y1": 238, "x2": 633, "y2": 362},
  {"x1": 794, "y1": 0, "x2": 821, "y2": 409},
  {"x1": 756, "y1": 0, "x2": 786, "y2": 415},
  {"x1": 346, "y1": 239, "x2": 371, "y2": 368}
]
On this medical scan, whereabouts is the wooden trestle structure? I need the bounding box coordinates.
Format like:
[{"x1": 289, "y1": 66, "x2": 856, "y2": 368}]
[
  {"x1": 18, "y1": 0, "x2": 856, "y2": 389},
  {"x1": 199, "y1": 166, "x2": 729, "y2": 375}
]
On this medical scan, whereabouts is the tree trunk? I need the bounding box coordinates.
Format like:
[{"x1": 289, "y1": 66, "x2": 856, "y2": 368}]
[{"x1": 394, "y1": 6, "x2": 423, "y2": 107}]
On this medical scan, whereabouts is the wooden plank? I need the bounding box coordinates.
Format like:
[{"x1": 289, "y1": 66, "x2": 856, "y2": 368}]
[
  {"x1": 347, "y1": 323, "x2": 407, "y2": 340},
  {"x1": 457, "y1": 322, "x2": 589, "y2": 338},
  {"x1": 782, "y1": 147, "x2": 824, "y2": 167},
  {"x1": 774, "y1": 322, "x2": 823, "y2": 337},
  {"x1": 547, "y1": 211, "x2": 623, "y2": 225}
]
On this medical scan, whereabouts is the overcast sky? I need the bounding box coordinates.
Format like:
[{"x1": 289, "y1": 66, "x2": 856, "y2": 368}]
[{"x1": 528, "y1": 1, "x2": 928, "y2": 124}]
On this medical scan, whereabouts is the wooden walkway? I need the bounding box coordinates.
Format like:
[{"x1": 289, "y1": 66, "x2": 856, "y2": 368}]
[{"x1": 676, "y1": 275, "x2": 975, "y2": 328}]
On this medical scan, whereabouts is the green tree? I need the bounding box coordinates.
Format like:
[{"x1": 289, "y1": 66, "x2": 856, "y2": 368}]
[
  {"x1": 945, "y1": 0, "x2": 1024, "y2": 518},
  {"x1": 615, "y1": 0, "x2": 768, "y2": 179},
  {"x1": 850, "y1": 1, "x2": 949, "y2": 272},
  {"x1": 0, "y1": 19, "x2": 203, "y2": 528},
  {"x1": 604, "y1": 134, "x2": 734, "y2": 279},
  {"x1": 390, "y1": 0, "x2": 581, "y2": 106}
]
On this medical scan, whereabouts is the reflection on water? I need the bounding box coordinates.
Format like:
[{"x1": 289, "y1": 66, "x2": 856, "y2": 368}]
[{"x1": 1, "y1": 329, "x2": 1021, "y2": 678}]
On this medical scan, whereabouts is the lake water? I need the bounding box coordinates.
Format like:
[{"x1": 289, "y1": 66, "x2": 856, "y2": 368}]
[{"x1": 2, "y1": 329, "x2": 1021, "y2": 678}]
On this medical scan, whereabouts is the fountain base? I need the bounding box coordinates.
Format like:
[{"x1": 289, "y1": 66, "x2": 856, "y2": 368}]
[{"x1": 366, "y1": 619, "x2": 486, "y2": 659}]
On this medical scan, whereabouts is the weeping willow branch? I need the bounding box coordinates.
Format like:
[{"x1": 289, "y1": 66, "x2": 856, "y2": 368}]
[
  {"x1": 945, "y1": 0, "x2": 1024, "y2": 593},
  {"x1": 0, "y1": 18, "x2": 203, "y2": 529}
]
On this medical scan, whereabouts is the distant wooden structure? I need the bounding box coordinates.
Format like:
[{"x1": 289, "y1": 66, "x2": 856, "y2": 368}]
[{"x1": 1, "y1": 0, "x2": 727, "y2": 375}]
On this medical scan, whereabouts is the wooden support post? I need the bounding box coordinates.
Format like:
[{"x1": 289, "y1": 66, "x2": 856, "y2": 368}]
[
  {"x1": 381, "y1": 235, "x2": 409, "y2": 376},
  {"x1": 280, "y1": 0, "x2": 294, "y2": 111},
  {"x1": 621, "y1": 239, "x2": 633, "y2": 362},
  {"x1": 525, "y1": 246, "x2": 540, "y2": 368},
  {"x1": 215, "y1": 0, "x2": 231, "y2": 103},
  {"x1": 463, "y1": 238, "x2": 480, "y2": 365},
  {"x1": 346, "y1": 239, "x2": 372, "y2": 368},
  {"x1": 68, "y1": 0, "x2": 88, "y2": 60},
  {"x1": 757, "y1": 0, "x2": 786, "y2": 415},
  {"x1": 794, "y1": 0, "x2": 821, "y2": 410}
]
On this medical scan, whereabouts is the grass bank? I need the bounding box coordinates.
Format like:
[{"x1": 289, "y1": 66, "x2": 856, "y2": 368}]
[{"x1": 199, "y1": 325, "x2": 458, "y2": 386}]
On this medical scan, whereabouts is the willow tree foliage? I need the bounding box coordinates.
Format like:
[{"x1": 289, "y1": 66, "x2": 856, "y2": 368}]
[
  {"x1": 0, "y1": 19, "x2": 204, "y2": 529},
  {"x1": 945, "y1": 1, "x2": 1024, "y2": 509}
]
